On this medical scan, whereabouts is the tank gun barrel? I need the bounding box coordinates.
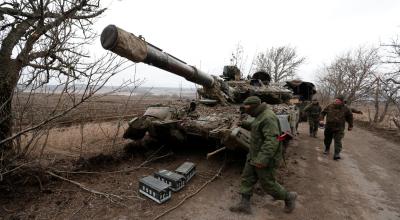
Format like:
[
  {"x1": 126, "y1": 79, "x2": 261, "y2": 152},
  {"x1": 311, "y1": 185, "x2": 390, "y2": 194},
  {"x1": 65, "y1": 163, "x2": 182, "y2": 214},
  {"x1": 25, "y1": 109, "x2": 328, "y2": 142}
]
[{"x1": 100, "y1": 25, "x2": 215, "y2": 88}]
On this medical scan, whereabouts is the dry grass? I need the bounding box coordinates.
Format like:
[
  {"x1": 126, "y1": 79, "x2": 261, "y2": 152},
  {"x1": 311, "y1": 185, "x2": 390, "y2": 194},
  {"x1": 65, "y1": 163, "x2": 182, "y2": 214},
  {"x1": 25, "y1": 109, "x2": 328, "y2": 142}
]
[
  {"x1": 20, "y1": 121, "x2": 130, "y2": 159},
  {"x1": 352, "y1": 102, "x2": 399, "y2": 130}
]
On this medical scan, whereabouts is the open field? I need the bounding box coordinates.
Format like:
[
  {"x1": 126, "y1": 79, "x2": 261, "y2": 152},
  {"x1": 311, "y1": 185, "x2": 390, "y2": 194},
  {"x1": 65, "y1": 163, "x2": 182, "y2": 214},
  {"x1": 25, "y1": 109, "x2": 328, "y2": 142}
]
[{"x1": 13, "y1": 92, "x2": 195, "y2": 128}]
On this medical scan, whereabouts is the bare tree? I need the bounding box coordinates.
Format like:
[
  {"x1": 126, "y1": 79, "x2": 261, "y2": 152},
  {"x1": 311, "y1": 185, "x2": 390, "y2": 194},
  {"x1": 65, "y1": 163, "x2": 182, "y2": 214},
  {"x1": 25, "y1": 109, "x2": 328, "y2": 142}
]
[
  {"x1": 0, "y1": 1, "x2": 128, "y2": 154},
  {"x1": 253, "y1": 46, "x2": 305, "y2": 83},
  {"x1": 229, "y1": 42, "x2": 249, "y2": 77},
  {"x1": 381, "y1": 38, "x2": 400, "y2": 128},
  {"x1": 367, "y1": 73, "x2": 399, "y2": 124},
  {"x1": 228, "y1": 43, "x2": 259, "y2": 78},
  {"x1": 316, "y1": 47, "x2": 380, "y2": 105},
  {"x1": 230, "y1": 42, "x2": 244, "y2": 68},
  {"x1": 315, "y1": 67, "x2": 336, "y2": 106}
]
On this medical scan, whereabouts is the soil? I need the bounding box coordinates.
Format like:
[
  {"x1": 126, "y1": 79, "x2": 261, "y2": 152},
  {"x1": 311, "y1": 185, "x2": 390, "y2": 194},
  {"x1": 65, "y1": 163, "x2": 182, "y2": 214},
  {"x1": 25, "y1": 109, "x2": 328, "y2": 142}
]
[{"x1": 1, "y1": 123, "x2": 400, "y2": 220}]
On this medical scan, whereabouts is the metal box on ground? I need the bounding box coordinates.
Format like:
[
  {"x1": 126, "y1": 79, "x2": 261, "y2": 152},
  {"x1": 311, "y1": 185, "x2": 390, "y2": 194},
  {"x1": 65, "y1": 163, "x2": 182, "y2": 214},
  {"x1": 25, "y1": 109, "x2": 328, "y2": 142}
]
[
  {"x1": 175, "y1": 162, "x2": 196, "y2": 183},
  {"x1": 154, "y1": 170, "x2": 186, "y2": 192},
  {"x1": 139, "y1": 176, "x2": 171, "y2": 204}
]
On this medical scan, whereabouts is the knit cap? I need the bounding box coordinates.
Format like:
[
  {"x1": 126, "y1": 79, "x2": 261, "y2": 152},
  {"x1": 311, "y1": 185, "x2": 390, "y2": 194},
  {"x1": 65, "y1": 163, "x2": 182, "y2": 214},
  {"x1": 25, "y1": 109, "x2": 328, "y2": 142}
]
[{"x1": 243, "y1": 96, "x2": 261, "y2": 105}]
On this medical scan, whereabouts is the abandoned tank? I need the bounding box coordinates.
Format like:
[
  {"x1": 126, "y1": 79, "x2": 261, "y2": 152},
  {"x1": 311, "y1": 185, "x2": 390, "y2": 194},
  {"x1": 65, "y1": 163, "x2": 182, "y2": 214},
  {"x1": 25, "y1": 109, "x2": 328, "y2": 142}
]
[{"x1": 100, "y1": 25, "x2": 316, "y2": 155}]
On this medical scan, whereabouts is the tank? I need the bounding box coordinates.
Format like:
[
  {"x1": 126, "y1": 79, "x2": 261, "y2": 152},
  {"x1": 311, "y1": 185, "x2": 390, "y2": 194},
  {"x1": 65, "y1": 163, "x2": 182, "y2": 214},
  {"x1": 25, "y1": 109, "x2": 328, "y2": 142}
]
[{"x1": 100, "y1": 25, "x2": 316, "y2": 154}]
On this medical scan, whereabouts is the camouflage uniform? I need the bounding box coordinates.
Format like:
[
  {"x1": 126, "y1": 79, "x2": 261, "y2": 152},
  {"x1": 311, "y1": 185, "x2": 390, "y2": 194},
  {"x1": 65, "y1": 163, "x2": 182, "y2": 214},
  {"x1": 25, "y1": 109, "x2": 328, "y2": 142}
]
[
  {"x1": 239, "y1": 103, "x2": 288, "y2": 200},
  {"x1": 320, "y1": 103, "x2": 353, "y2": 156},
  {"x1": 303, "y1": 102, "x2": 322, "y2": 137},
  {"x1": 231, "y1": 96, "x2": 296, "y2": 214}
]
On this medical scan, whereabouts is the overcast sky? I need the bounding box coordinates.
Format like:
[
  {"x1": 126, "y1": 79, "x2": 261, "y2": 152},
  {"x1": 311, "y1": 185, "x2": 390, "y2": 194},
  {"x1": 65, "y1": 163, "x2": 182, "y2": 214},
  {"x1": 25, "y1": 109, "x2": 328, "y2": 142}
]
[{"x1": 93, "y1": 0, "x2": 400, "y2": 88}]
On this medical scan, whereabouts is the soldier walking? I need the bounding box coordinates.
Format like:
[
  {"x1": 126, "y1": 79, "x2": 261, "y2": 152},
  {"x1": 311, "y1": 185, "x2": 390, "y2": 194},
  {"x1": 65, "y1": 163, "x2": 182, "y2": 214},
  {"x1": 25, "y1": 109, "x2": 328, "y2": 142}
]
[
  {"x1": 230, "y1": 96, "x2": 297, "y2": 214},
  {"x1": 303, "y1": 98, "x2": 322, "y2": 137},
  {"x1": 319, "y1": 95, "x2": 353, "y2": 160}
]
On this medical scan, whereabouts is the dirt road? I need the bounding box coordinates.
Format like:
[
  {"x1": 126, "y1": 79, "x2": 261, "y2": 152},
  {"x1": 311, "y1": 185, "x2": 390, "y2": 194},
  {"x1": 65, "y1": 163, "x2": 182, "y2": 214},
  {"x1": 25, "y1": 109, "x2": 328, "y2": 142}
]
[
  {"x1": 1, "y1": 124, "x2": 399, "y2": 220},
  {"x1": 163, "y1": 123, "x2": 400, "y2": 220}
]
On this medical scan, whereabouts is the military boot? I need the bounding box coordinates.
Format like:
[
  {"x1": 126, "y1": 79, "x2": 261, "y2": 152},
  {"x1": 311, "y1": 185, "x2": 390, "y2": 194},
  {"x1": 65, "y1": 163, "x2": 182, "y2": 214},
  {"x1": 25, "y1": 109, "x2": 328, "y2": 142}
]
[
  {"x1": 284, "y1": 192, "x2": 297, "y2": 213},
  {"x1": 333, "y1": 153, "x2": 341, "y2": 160},
  {"x1": 229, "y1": 194, "x2": 251, "y2": 214},
  {"x1": 323, "y1": 148, "x2": 329, "y2": 155}
]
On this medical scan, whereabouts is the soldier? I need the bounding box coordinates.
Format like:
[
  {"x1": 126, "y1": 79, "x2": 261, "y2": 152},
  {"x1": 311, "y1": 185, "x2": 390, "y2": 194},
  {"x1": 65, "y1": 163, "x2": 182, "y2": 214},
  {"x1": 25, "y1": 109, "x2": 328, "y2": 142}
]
[
  {"x1": 230, "y1": 96, "x2": 297, "y2": 214},
  {"x1": 303, "y1": 98, "x2": 322, "y2": 137},
  {"x1": 319, "y1": 95, "x2": 353, "y2": 160}
]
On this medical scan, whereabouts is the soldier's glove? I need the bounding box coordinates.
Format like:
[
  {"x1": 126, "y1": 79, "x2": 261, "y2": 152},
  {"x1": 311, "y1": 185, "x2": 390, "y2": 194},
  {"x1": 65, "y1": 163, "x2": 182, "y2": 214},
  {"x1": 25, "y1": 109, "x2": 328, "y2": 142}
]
[{"x1": 254, "y1": 163, "x2": 267, "y2": 169}]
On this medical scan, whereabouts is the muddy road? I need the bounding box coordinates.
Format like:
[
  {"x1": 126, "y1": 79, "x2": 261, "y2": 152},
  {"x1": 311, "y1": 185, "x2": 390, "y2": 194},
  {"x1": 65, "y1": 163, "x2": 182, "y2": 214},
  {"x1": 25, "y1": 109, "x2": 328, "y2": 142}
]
[
  {"x1": 1, "y1": 124, "x2": 399, "y2": 220},
  {"x1": 162, "y1": 123, "x2": 400, "y2": 220}
]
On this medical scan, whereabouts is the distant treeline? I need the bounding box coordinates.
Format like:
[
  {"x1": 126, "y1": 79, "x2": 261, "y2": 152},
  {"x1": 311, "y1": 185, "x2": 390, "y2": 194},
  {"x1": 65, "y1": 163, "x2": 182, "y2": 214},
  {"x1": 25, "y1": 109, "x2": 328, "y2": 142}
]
[{"x1": 18, "y1": 85, "x2": 197, "y2": 96}]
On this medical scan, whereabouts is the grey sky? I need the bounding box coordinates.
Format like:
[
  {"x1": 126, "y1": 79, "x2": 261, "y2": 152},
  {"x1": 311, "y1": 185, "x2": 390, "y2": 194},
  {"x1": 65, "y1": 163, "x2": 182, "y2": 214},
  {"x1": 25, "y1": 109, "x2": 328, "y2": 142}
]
[{"x1": 93, "y1": 0, "x2": 400, "y2": 88}]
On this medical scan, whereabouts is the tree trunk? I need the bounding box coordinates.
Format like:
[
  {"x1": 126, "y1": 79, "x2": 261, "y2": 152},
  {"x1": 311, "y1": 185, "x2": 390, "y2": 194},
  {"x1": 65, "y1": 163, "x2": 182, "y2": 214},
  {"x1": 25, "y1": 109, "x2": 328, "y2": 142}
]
[
  {"x1": 378, "y1": 99, "x2": 390, "y2": 123},
  {"x1": 0, "y1": 85, "x2": 13, "y2": 151},
  {"x1": 373, "y1": 80, "x2": 380, "y2": 123},
  {"x1": 0, "y1": 59, "x2": 19, "y2": 153}
]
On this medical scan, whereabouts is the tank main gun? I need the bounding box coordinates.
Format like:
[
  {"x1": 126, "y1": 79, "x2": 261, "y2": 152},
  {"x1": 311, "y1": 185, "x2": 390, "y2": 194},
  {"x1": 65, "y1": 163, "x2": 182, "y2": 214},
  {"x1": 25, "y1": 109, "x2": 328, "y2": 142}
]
[{"x1": 100, "y1": 25, "x2": 232, "y2": 102}]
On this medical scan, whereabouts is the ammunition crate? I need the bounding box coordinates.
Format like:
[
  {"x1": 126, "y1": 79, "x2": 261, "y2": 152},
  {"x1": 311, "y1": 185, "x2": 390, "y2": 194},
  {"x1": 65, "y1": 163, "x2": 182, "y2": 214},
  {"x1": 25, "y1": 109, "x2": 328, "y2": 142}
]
[
  {"x1": 154, "y1": 170, "x2": 186, "y2": 192},
  {"x1": 175, "y1": 162, "x2": 196, "y2": 183},
  {"x1": 139, "y1": 176, "x2": 171, "y2": 204}
]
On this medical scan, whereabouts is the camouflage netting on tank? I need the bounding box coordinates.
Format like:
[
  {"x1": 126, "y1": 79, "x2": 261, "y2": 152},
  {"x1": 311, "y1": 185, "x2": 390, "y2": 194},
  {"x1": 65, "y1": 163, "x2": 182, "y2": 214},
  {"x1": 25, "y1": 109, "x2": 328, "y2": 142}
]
[
  {"x1": 270, "y1": 104, "x2": 298, "y2": 115},
  {"x1": 177, "y1": 104, "x2": 237, "y2": 136},
  {"x1": 179, "y1": 117, "x2": 221, "y2": 137},
  {"x1": 226, "y1": 81, "x2": 293, "y2": 104},
  {"x1": 197, "y1": 82, "x2": 230, "y2": 105}
]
